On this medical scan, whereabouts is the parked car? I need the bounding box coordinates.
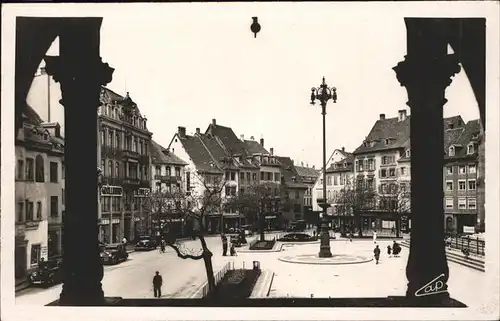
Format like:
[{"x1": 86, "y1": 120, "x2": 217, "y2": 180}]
[
  {"x1": 27, "y1": 259, "x2": 63, "y2": 288},
  {"x1": 100, "y1": 243, "x2": 129, "y2": 265},
  {"x1": 230, "y1": 234, "x2": 247, "y2": 247},
  {"x1": 135, "y1": 239, "x2": 157, "y2": 251}
]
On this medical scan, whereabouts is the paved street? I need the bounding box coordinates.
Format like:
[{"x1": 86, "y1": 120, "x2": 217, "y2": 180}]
[{"x1": 16, "y1": 235, "x2": 495, "y2": 314}]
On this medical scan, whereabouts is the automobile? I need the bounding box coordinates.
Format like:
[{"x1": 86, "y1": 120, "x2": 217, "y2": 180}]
[
  {"x1": 27, "y1": 259, "x2": 63, "y2": 288},
  {"x1": 229, "y1": 234, "x2": 247, "y2": 247},
  {"x1": 136, "y1": 235, "x2": 157, "y2": 247},
  {"x1": 135, "y1": 239, "x2": 157, "y2": 251},
  {"x1": 100, "y1": 243, "x2": 129, "y2": 265}
]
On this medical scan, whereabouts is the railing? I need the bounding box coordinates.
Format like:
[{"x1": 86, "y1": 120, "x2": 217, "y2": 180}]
[
  {"x1": 122, "y1": 149, "x2": 140, "y2": 159},
  {"x1": 201, "y1": 261, "x2": 233, "y2": 298},
  {"x1": 447, "y1": 236, "x2": 485, "y2": 256}
]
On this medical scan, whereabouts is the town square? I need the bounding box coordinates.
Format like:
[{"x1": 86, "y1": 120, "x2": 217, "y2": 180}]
[{"x1": 2, "y1": 2, "x2": 499, "y2": 321}]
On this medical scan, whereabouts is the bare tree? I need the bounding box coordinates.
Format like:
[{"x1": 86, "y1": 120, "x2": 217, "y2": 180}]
[
  {"x1": 143, "y1": 172, "x2": 227, "y2": 296},
  {"x1": 335, "y1": 177, "x2": 377, "y2": 237},
  {"x1": 376, "y1": 181, "x2": 411, "y2": 237},
  {"x1": 227, "y1": 181, "x2": 284, "y2": 241}
]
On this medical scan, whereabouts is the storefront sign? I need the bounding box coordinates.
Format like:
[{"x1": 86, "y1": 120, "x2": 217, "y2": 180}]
[
  {"x1": 265, "y1": 215, "x2": 277, "y2": 219},
  {"x1": 101, "y1": 185, "x2": 123, "y2": 197},
  {"x1": 100, "y1": 218, "x2": 120, "y2": 225},
  {"x1": 463, "y1": 226, "x2": 475, "y2": 234},
  {"x1": 134, "y1": 188, "x2": 151, "y2": 198}
]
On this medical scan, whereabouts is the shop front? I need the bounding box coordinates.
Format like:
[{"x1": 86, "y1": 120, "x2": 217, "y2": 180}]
[{"x1": 204, "y1": 214, "x2": 243, "y2": 234}]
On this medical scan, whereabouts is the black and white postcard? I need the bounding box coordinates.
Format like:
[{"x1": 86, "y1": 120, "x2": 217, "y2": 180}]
[{"x1": 1, "y1": 2, "x2": 499, "y2": 321}]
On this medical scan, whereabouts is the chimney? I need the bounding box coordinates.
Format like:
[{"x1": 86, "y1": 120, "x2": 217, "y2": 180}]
[
  {"x1": 342, "y1": 147, "x2": 345, "y2": 152},
  {"x1": 301, "y1": 161, "x2": 304, "y2": 166},
  {"x1": 250, "y1": 136, "x2": 255, "y2": 140},
  {"x1": 270, "y1": 148, "x2": 274, "y2": 155},
  {"x1": 379, "y1": 114, "x2": 385, "y2": 120},
  {"x1": 398, "y1": 109, "x2": 407, "y2": 121},
  {"x1": 178, "y1": 126, "x2": 186, "y2": 137},
  {"x1": 260, "y1": 138, "x2": 264, "y2": 147},
  {"x1": 240, "y1": 134, "x2": 245, "y2": 141},
  {"x1": 212, "y1": 119, "x2": 216, "y2": 125},
  {"x1": 196, "y1": 128, "x2": 200, "y2": 135},
  {"x1": 312, "y1": 165, "x2": 315, "y2": 169}
]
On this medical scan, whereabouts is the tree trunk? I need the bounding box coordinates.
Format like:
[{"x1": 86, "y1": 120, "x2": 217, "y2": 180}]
[
  {"x1": 199, "y1": 236, "x2": 216, "y2": 296},
  {"x1": 259, "y1": 212, "x2": 265, "y2": 242},
  {"x1": 395, "y1": 214, "x2": 401, "y2": 238}
]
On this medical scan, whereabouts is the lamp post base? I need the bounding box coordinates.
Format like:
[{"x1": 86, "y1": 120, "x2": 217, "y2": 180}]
[{"x1": 318, "y1": 217, "x2": 332, "y2": 258}]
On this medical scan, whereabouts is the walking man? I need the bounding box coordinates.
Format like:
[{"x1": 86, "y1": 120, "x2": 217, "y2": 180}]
[
  {"x1": 373, "y1": 245, "x2": 381, "y2": 264},
  {"x1": 153, "y1": 271, "x2": 163, "y2": 298}
]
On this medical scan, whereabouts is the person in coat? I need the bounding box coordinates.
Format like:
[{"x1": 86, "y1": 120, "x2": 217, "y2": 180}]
[
  {"x1": 221, "y1": 234, "x2": 228, "y2": 256},
  {"x1": 387, "y1": 245, "x2": 392, "y2": 257},
  {"x1": 373, "y1": 245, "x2": 381, "y2": 264},
  {"x1": 152, "y1": 271, "x2": 163, "y2": 298},
  {"x1": 230, "y1": 242, "x2": 237, "y2": 256}
]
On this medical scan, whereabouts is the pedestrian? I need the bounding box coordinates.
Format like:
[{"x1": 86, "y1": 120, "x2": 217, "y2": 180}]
[
  {"x1": 122, "y1": 237, "x2": 127, "y2": 245},
  {"x1": 160, "y1": 239, "x2": 166, "y2": 253},
  {"x1": 230, "y1": 242, "x2": 237, "y2": 256},
  {"x1": 373, "y1": 230, "x2": 377, "y2": 244},
  {"x1": 373, "y1": 245, "x2": 381, "y2": 264},
  {"x1": 221, "y1": 234, "x2": 228, "y2": 256},
  {"x1": 152, "y1": 271, "x2": 163, "y2": 298},
  {"x1": 391, "y1": 226, "x2": 395, "y2": 235},
  {"x1": 392, "y1": 240, "x2": 401, "y2": 257},
  {"x1": 387, "y1": 245, "x2": 392, "y2": 257}
]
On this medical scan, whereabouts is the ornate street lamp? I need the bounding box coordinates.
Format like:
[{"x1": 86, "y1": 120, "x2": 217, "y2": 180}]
[{"x1": 310, "y1": 77, "x2": 337, "y2": 258}]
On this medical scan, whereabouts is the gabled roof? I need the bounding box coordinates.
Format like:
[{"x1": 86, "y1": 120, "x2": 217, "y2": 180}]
[
  {"x1": 294, "y1": 166, "x2": 320, "y2": 178},
  {"x1": 276, "y1": 156, "x2": 307, "y2": 189},
  {"x1": 445, "y1": 119, "x2": 481, "y2": 160},
  {"x1": 151, "y1": 140, "x2": 187, "y2": 166},
  {"x1": 101, "y1": 87, "x2": 142, "y2": 117},
  {"x1": 244, "y1": 139, "x2": 269, "y2": 155},
  {"x1": 177, "y1": 134, "x2": 223, "y2": 174},
  {"x1": 326, "y1": 154, "x2": 354, "y2": 173}
]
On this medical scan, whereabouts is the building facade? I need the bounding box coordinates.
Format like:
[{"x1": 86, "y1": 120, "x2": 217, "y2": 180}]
[
  {"x1": 97, "y1": 88, "x2": 152, "y2": 243},
  {"x1": 150, "y1": 139, "x2": 189, "y2": 237},
  {"x1": 15, "y1": 106, "x2": 64, "y2": 280},
  {"x1": 294, "y1": 164, "x2": 320, "y2": 227}
]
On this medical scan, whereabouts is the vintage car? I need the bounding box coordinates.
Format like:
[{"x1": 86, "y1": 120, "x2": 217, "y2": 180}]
[
  {"x1": 135, "y1": 238, "x2": 157, "y2": 251},
  {"x1": 100, "y1": 243, "x2": 129, "y2": 265},
  {"x1": 27, "y1": 259, "x2": 63, "y2": 288},
  {"x1": 229, "y1": 233, "x2": 247, "y2": 247}
]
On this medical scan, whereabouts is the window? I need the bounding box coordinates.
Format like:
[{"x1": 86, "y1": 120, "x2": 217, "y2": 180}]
[
  {"x1": 144, "y1": 143, "x2": 148, "y2": 155},
  {"x1": 100, "y1": 130, "x2": 105, "y2": 145},
  {"x1": 446, "y1": 166, "x2": 453, "y2": 175},
  {"x1": 459, "y1": 166, "x2": 466, "y2": 174},
  {"x1": 356, "y1": 160, "x2": 364, "y2": 172},
  {"x1": 468, "y1": 180, "x2": 476, "y2": 190},
  {"x1": 468, "y1": 198, "x2": 477, "y2": 209},
  {"x1": 35, "y1": 155, "x2": 45, "y2": 182},
  {"x1": 327, "y1": 176, "x2": 332, "y2": 186},
  {"x1": 247, "y1": 173, "x2": 251, "y2": 181},
  {"x1": 468, "y1": 164, "x2": 476, "y2": 174},
  {"x1": 62, "y1": 164, "x2": 65, "y2": 179},
  {"x1": 51, "y1": 196, "x2": 58, "y2": 217},
  {"x1": 240, "y1": 172, "x2": 245, "y2": 180},
  {"x1": 449, "y1": 146, "x2": 455, "y2": 156},
  {"x1": 165, "y1": 166, "x2": 171, "y2": 176},
  {"x1": 108, "y1": 160, "x2": 113, "y2": 177},
  {"x1": 115, "y1": 162, "x2": 120, "y2": 177},
  {"x1": 400, "y1": 167, "x2": 406, "y2": 175},
  {"x1": 458, "y1": 180, "x2": 466, "y2": 191},
  {"x1": 406, "y1": 150, "x2": 411, "y2": 157},
  {"x1": 368, "y1": 158, "x2": 375, "y2": 170},
  {"x1": 26, "y1": 158, "x2": 34, "y2": 180},
  {"x1": 175, "y1": 167, "x2": 181, "y2": 177},
  {"x1": 252, "y1": 173, "x2": 257, "y2": 181},
  {"x1": 379, "y1": 183, "x2": 387, "y2": 194},
  {"x1": 50, "y1": 162, "x2": 58, "y2": 182},
  {"x1": 186, "y1": 171, "x2": 191, "y2": 191},
  {"x1": 139, "y1": 141, "x2": 143, "y2": 155},
  {"x1": 446, "y1": 181, "x2": 453, "y2": 191},
  {"x1": 26, "y1": 201, "x2": 34, "y2": 221},
  {"x1": 116, "y1": 133, "x2": 121, "y2": 149},
  {"x1": 17, "y1": 160, "x2": 24, "y2": 180},
  {"x1": 17, "y1": 202, "x2": 24, "y2": 222},
  {"x1": 108, "y1": 131, "x2": 113, "y2": 147},
  {"x1": 30, "y1": 244, "x2": 42, "y2": 265},
  {"x1": 385, "y1": 139, "x2": 390, "y2": 145},
  {"x1": 134, "y1": 139, "x2": 138, "y2": 152},
  {"x1": 467, "y1": 143, "x2": 475, "y2": 155},
  {"x1": 225, "y1": 186, "x2": 231, "y2": 196},
  {"x1": 445, "y1": 198, "x2": 453, "y2": 209},
  {"x1": 389, "y1": 168, "x2": 396, "y2": 177},
  {"x1": 101, "y1": 159, "x2": 105, "y2": 176},
  {"x1": 267, "y1": 172, "x2": 272, "y2": 181},
  {"x1": 230, "y1": 172, "x2": 236, "y2": 181},
  {"x1": 36, "y1": 201, "x2": 42, "y2": 220},
  {"x1": 380, "y1": 169, "x2": 387, "y2": 178},
  {"x1": 334, "y1": 176, "x2": 338, "y2": 185},
  {"x1": 458, "y1": 198, "x2": 466, "y2": 209},
  {"x1": 367, "y1": 178, "x2": 374, "y2": 190},
  {"x1": 62, "y1": 188, "x2": 65, "y2": 205},
  {"x1": 156, "y1": 166, "x2": 161, "y2": 176},
  {"x1": 144, "y1": 166, "x2": 148, "y2": 180},
  {"x1": 274, "y1": 173, "x2": 280, "y2": 182}
]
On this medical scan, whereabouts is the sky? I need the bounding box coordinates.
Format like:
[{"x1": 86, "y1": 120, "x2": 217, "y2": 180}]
[{"x1": 39, "y1": 3, "x2": 480, "y2": 168}]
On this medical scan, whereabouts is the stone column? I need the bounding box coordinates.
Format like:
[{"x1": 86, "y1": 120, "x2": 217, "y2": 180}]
[
  {"x1": 45, "y1": 18, "x2": 114, "y2": 305},
  {"x1": 393, "y1": 19, "x2": 460, "y2": 303}
]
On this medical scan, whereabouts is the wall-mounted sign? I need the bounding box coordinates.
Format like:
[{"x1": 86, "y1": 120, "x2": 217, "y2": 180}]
[
  {"x1": 101, "y1": 185, "x2": 123, "y2": 197},
  {"x1": 100, "y1": 218, "x2": 120, "y2": 225},
  {"x1": 463, "y1": 226, "x2": 475, "y2": 234},
  {"x1": 134, "y1": 188, "x2": 151, "y2": 198}
]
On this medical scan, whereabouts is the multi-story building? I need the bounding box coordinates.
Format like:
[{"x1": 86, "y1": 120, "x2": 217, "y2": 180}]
[
  {"x1": 311, "y1": 147, "x2": 351, "y2": 213},
  {"x1": 295, "y1": 164, "x2": 320, "y2": 227},
  {"x1": 15, "y1": 106, "x2": 65, "y2": 281},
  {"x1": 276, "y1": 156, "x2": 308, "y2": 224},
  {"x1": 443, "y1": 118, "x2": 483, "y2": 234},
  {"x1": 97, "y1": 88, "x2": 152, "y2": 243},
  {"x1": 150, "y1": 139, "x2": 188, "y2": 237}
]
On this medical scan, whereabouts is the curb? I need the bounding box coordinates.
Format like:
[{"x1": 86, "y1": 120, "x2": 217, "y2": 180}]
[
  {"x1": 15, "y1": 280, "x2": 31, "y2": 293},
  {"x1": 250, "y1": 270, "x2": 275, "y2": 298},
  {"x1": 278, "y1": 255, "x2": 373, "y2": 265},
  {"x1": 238, "y1": 243, "x2": 284, "y2": 253}
]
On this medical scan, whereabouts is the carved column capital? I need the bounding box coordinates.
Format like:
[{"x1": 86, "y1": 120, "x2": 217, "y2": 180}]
[{"x1": 393, "y1": 54, "x2": 461, "y2": 94}]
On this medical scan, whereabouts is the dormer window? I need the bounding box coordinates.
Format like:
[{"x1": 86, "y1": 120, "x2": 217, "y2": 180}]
[
  {"x1": 449, "y1": 146, "x2": 455, "y2": 156},
  {"x1": 405, "y1": 150, "x2": 410, "y2": 158},
  {"x1": 385, "y1": 139, "x2": 390, "y2": 145},
  {"x1": 467, "y1": 143, "x2": 475, "y2": 155}
]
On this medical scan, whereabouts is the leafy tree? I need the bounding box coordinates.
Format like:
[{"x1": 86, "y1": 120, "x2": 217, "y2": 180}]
[{"x1": 143, "y1": 173, "x2": 227, "y2": 296}]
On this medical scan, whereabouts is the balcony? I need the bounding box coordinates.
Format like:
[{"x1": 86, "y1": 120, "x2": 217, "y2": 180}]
[
  {"x1": 48, "y1": 215, "x2": 62, "y2": 225},
  {"x1": 25, "y1": 220, "x2": 42, "y2": 230},
  {"x1": 123, "y1": 177, "x2": 140, "y2": 186},
  {"x1": 102, "y1": 176, "x2": 123, "y2": 186},
  {"x1": 122, "y1": 149, "x2": 140, "y2": 160},
  {"x1": 154, "y1": 175, "x2": 180, "y2": 183}
]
